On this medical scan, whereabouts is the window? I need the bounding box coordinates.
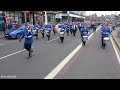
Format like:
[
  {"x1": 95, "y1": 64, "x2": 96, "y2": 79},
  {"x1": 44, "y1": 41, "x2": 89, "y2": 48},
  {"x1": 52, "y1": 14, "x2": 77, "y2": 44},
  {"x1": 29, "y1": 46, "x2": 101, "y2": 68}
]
[
  {"x1": 62, "y1": 16, "x2": 67, "y2": 20},
  {"x1": 15, "y1": 17, "x2": 18, "y2": 22},
  {"x1": 19, "y1": 12, "x2": 22, "y2": 17},
  {"x1": 62, "y1": 11, "x2": 67, "y2": 14},
  {"x1": 48, "y1": 16, "x2": 51, "y2": 22},
  {"x1": 14, "y1": 12, "x2": 18, "y2": 17},
  {"x1": 19, "y1": 25, "x2": 25, "y2": 30}
]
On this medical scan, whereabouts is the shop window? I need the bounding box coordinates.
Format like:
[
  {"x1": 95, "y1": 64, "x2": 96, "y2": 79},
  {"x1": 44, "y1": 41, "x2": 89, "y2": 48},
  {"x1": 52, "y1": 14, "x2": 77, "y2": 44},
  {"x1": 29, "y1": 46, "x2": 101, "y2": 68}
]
[
  {"x1": 15, "y1": 16, "x2": 18, "y2": 22},
  {"x1": 22, "y1": 12, "x2": 25, "y2": 23},
  {"x1": 62, "y1": 16, "x2": 67, "y2": 20},
  {"x1": 27, "y1": 13, "x2": 29, "y2": 22},
  {"x1": 62, "y1": 11, "x2": 67, "y2": 13},
  {"x1": 19, "y1": 12, "x2": 22, "y2": 17},
  {"x1": 48, "y1": 16, "x2": 51, "y2": 22},
  {"x1": 18, "y1": 18, "x2": 22, "y2": 24}
]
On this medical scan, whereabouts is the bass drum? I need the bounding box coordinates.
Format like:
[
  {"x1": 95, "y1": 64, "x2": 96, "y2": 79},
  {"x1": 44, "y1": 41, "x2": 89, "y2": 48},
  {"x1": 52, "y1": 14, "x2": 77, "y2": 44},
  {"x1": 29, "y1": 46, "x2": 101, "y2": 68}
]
[
  {"x1": 59, "y1": 32, "x2": 64, "y2": 37},
  {"x1": 83, "y1": 36, "x2": 88, "y2": 42},
  {"x1": 103, "y1": 37, "x2": 109, "y2": 41}
]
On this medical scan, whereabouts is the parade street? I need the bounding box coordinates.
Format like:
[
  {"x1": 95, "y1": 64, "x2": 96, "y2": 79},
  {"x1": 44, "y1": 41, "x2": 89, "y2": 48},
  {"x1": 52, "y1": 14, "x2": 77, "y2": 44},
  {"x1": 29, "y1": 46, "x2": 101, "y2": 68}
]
[{"x1": 0, "y1": 26, "x2": 120, "y2": 79}]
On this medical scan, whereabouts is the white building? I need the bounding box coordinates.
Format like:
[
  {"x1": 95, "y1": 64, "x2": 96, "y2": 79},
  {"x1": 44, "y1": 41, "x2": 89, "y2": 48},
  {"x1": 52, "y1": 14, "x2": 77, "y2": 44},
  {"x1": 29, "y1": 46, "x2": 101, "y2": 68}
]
[
  {"x1": 45, "y1": 11, "x2": 62, "y2": 23},
  {"x1": 55, "y1": 11, "x2": 86, "y2": 22}
]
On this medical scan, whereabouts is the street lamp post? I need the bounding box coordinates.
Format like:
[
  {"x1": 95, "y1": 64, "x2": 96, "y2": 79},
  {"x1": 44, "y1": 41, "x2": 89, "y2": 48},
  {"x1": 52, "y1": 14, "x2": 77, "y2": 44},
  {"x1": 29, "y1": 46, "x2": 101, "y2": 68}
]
[
  {"x1": 67, "y1": 11, "x2": 69, "y2": 22},
  {"x1": 115, "y1": 11, "x2": 117, "y2": 16},
  {"x1": 24, "y1": 12, "x2": 27, "y2": 23},
  {"x1": 53, "y1": 13, "x2": 55, "y2": 23},
  {"x1": 45, "y1": 11, "x2": 48, "y2": 24},
  {"x1": 33, "y1": 11, "x2": 35, "y2": 25}
]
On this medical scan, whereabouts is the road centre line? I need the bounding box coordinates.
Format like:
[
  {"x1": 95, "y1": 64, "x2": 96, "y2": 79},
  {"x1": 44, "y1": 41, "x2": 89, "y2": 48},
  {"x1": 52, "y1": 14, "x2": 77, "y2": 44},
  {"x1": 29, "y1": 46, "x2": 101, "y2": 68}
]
[{"x1": 0, "y1": 44, "x2": 4, "y2": 45}]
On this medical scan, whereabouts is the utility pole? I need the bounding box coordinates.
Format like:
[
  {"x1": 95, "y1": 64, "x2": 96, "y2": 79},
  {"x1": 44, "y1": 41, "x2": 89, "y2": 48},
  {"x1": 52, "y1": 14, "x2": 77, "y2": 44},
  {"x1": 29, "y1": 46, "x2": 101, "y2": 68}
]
[
  {"x1": 24, "y1": 12, "x2": 27, "y2": 23},
  {"x1": 45, "y1": 11, "x2": 48, "y2": 24},
  {"x1": 67, "y1": 11, "x2": 69, "y2": 22},
  {"x1": 33, "y1": 11, "x2": 35, "y2": 25},
  {"x1": 115, "y1": 11, "x2": 117, "y2": 15}
]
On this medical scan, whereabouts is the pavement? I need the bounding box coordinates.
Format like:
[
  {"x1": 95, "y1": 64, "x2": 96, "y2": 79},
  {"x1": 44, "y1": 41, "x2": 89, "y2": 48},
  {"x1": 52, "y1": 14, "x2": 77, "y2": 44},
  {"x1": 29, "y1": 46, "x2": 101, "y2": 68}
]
[
  {"x1": 0, "y1": 26, "x2": 120, "y2": 79},
  {"x1": 0, "y1": 31, "x2": 5, "y2": 39},
  {"x1": 111, "y1": 27, "x2": 120, "y2": 50}
]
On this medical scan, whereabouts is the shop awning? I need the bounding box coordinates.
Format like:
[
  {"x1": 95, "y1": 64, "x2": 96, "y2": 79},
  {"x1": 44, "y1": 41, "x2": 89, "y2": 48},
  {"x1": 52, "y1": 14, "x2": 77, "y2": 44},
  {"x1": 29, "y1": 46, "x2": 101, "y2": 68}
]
[{"x1": 69, "y1": 14, "x2": 83, "y2": 18}]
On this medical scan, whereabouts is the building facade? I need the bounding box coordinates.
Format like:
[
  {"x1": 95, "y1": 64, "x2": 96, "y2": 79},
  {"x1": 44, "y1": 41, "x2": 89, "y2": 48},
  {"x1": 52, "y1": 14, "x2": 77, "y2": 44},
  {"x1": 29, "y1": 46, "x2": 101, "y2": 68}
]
[
  {"x1": 1, "y1": 11, "x2": 43, "y2": 24},
  {"x1": 55, "y1": 11, "x2": 86, "y2": 22},
  {"x1": 44, "y1": 11, "x2": 62, "y2": 23}
]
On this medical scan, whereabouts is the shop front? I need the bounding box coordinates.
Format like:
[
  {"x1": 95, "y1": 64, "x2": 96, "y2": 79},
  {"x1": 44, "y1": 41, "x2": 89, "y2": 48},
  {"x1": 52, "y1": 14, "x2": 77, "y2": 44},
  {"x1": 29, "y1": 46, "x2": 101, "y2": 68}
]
[
  {"x1": 29, "y1": 11, "x2": 43, "y2": 25},
  {"x1": 0, "y1": 17, "x2": 3, "y2": 31},
  {"x1": 5, "y1": 11, "x2": 23, "y2": 24},
  {"x1": 21, "y1": 11, "x2": 30, "y2": 23}
]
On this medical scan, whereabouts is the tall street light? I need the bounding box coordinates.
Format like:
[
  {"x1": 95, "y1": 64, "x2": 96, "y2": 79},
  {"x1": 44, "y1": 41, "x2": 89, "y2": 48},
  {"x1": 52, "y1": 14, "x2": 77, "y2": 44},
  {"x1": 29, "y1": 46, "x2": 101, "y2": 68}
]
[
  {"x1": 115, "y1": 11, "x2": 117, "y2": 15},
  {"x1": 45, "y1": 11, "x2": 48, "y2": 24}
]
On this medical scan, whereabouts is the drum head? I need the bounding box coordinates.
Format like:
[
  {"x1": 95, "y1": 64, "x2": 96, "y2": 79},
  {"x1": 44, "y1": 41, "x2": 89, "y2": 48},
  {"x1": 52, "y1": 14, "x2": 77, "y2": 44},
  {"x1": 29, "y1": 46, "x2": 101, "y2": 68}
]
[
  {"x1": 103, "y1": 37, "x2": 109, "y2": 40},
  {"x1": 83, "y1": 36, "x2": 88, "y2": 37},
  {"x1": 60, "y1": 32, "x2": 64, "y2": 34}
]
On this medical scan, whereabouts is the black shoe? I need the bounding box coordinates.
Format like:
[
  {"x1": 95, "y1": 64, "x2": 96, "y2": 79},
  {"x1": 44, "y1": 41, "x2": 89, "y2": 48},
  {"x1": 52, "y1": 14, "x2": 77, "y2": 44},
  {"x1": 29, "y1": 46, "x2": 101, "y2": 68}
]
[
  {"x1": 31, "y1": 50, "x2": 33, "y2": 53},
  {"x1": 82, "y1": 43, "x2": 84, "y2": 46},
  {"x1": 27, "y1": 56, "x2": 31, "y2": 59},
  {"x1": 101, "y1": 46, "x2": 104, "y2": 49}
]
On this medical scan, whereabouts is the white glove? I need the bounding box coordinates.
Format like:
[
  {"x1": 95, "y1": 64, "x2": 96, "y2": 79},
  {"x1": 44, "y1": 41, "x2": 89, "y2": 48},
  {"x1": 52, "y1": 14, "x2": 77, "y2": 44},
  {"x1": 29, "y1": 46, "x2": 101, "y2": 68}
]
[
  {"x1": 25, "y1": 36, "x2": 28, "y2": 39},
  {"x1": 28, "y1": 35, "x2": 32, "y2": 38}
]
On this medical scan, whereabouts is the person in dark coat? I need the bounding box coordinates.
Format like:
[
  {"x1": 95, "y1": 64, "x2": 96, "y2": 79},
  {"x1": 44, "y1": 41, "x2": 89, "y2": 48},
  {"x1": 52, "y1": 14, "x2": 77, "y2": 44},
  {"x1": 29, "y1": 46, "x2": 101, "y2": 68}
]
[
  {"x1": 1, "y1": 21, "x2": 6, "y2": 33},
  {"x1": 15, "y1": 21, "x2": 19, "y2": 29},
  {"x1": 8, "y1": 22, "x2": 13, "y2": 29}
]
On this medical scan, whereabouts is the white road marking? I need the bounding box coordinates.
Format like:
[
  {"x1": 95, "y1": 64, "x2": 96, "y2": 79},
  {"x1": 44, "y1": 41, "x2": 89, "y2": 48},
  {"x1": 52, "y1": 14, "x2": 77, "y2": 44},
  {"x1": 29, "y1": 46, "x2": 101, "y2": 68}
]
[
  {"x1": 88, "y1": 26, "x2": 101, "y2": 40},
  {"x1": 110, "y1": 37, "x2": 120, "y2": 64},
  {"x1": 44, "y1": 26, "x2": 101, "y2": 79},
  {"x1": 0, "y1": 49, "x2": 26, "y2": 60},
  {"x1": 47, "y1": 37, "x2": 60, "y2": 42},
  {"x1": 47, "y1": 35, "x2": 67, "y2": 42},
  {"x1": 0, "y1": 47, "x2": 33, "y2": 60},
  {"x1": 0, "y1": 44, "x2": 4, "y2": 45}
]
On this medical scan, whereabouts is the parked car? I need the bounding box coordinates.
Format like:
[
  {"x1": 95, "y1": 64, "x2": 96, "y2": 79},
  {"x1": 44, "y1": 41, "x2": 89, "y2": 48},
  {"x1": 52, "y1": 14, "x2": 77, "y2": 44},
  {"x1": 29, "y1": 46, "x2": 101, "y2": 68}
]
[
  {"x1": 4, "y1": 24, "x2": 38, "y2": 39},
  {"x1": 116, "y1": 22, "x2": 120, "y2": 27}
]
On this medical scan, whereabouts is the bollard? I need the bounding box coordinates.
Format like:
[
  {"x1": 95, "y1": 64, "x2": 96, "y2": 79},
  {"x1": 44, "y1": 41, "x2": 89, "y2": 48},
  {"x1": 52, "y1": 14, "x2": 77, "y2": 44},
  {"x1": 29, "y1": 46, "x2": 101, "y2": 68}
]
[{"x1": 117, "y1": 31, "x2": 120, "y2": 38}]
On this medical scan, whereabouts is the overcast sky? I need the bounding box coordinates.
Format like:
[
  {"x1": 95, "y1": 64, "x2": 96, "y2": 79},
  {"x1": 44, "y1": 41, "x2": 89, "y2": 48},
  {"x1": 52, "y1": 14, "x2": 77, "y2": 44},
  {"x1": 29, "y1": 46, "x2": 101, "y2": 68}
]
[{"x1": 86, "y1": 11, "x2": 120, "y2": 16}]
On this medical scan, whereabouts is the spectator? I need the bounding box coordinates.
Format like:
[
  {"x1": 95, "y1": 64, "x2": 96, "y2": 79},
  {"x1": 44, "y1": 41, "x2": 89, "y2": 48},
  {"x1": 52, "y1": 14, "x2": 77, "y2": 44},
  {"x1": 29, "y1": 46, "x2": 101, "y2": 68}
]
[
  {"x1": 8, "y1": 22, "x2": 13, "y2": 29},
  {"x1": 1, "y1": 21, "x2": 6, "y2": 33},
  {"x1": 15, "y1": 21, "x2": 19, "y2": 29}
]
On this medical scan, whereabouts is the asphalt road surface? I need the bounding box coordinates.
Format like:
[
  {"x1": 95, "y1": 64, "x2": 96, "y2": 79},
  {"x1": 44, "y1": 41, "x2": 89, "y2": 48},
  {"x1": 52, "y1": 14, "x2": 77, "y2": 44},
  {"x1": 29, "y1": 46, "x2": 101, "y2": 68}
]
[{"x1": 0, "y1": 26, "x2": 120, "y2": 79}]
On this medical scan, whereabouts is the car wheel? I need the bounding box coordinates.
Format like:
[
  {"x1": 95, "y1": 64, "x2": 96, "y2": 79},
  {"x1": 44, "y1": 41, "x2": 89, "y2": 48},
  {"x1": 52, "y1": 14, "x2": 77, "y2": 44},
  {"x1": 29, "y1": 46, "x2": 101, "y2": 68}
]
[{"x1": 16, "y1": 34, "x2": 21, "y2": 39}]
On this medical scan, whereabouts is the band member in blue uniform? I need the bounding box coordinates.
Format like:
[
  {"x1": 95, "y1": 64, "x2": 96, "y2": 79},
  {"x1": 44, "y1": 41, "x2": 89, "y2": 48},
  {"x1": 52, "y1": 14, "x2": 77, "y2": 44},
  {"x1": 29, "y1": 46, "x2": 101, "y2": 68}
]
[
  {"x1": 19, "y1": 23, "x2": 34, "y2": 59},
  {"x1": 72, "y1": 22, "x2": 78, "y2": 37},
  {"x1": 45, "y1": 23, "x2": 52, "y2": 41}
]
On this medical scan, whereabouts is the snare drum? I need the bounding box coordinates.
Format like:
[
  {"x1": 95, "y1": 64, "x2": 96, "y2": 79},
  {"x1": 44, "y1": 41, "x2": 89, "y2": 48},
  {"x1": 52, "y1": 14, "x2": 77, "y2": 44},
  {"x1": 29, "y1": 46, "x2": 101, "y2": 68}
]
[
  {"x1": 103, "y1": 37, "x2": 109, "y2": 41},
  {"x1": 103, "y1": 37, "x2": 110, "y2": 42}
]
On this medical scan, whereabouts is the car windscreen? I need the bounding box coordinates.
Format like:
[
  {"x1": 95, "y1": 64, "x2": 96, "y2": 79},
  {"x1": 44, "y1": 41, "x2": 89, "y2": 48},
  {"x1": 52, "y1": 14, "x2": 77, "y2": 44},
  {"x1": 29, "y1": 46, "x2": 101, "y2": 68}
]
[
  {"x1": 19, "y1": 25, "x2": 25, "y2": 30},
  {"x1": 10, "y1": 27, "x2": 16, "y2": 30}
]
